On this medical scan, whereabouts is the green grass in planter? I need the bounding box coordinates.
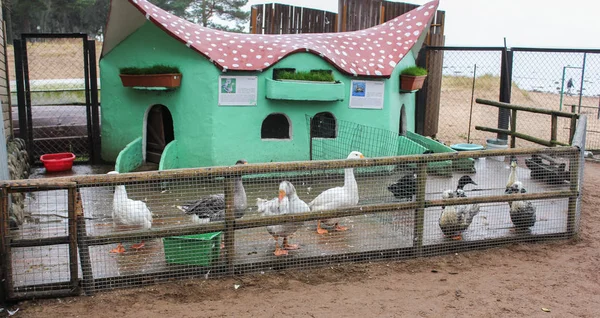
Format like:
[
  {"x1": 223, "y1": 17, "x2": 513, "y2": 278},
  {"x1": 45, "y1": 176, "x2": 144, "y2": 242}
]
[
  {"x1": 120, "y1": 65, "x2": 181, "y2": 75},
  {"x1": 277, "y1": 70, "x2": 335, "y2": 82},
  {"x1": 400, "y1": 66, "x2": 428, "y2": 76}
]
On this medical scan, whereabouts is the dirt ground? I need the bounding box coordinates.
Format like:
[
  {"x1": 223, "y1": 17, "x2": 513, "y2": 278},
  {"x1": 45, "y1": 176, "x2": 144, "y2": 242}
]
[{"x1": 6, "y1": 161, "x2": 598, "y2": 317}]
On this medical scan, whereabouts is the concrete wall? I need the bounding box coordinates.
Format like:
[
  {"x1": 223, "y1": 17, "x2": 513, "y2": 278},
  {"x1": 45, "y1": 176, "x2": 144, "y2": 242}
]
[{"x1": 101, "y1": 22, "x2": 419, "y2": 168}]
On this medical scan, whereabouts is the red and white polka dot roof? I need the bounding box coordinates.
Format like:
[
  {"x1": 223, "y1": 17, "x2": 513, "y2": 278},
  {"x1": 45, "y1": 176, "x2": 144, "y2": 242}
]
[{"x1": 128, "y1": 0, "x2": 439, "y2": 77}]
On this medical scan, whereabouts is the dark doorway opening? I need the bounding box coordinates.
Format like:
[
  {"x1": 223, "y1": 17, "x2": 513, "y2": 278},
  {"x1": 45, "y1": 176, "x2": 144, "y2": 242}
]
[
  {"x1": 261, "y1": 113, "x2": 290, "y2": 139},
  {"x1": 146, "y1": 104, "x2": 174, "y2": 163}
]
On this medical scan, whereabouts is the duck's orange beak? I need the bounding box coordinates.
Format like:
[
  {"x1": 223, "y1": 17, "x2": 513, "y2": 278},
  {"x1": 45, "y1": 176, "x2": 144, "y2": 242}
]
[
  {"x1": 360, "y1": 154, "x2": 365, "y2": 158},
  {"x1": 278, "y1": 190, "x2": 286, "y2": 201}
]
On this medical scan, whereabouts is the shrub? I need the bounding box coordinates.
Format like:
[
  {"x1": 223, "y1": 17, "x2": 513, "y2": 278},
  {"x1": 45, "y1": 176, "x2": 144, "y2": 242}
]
[
  {"x1": 277, "y1": 70, "x2": 335, "y2": 82},
  {"x1": 400, "y1": 66, "x2": 428, "y2": 76}
]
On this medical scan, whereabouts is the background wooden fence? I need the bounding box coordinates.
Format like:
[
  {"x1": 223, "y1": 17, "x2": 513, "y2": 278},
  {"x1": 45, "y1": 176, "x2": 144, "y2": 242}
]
[{"x1": 250, "y1": 1, "x2": 445, "y2": 137}]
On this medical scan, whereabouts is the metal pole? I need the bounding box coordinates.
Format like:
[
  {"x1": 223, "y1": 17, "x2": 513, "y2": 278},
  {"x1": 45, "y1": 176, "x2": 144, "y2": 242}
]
[
  {"x1": 467, "y1": 64, "x2": 477, "y2": 143},
  {"x1": 559, "y1": 66, "x2": 566, "y2": 111},
  {"x1": 497, "y1": 39, "x2": 512, "y2": 141},
  {"x1": 578, "y1": 52, "x2": 587, "y2": 113}
]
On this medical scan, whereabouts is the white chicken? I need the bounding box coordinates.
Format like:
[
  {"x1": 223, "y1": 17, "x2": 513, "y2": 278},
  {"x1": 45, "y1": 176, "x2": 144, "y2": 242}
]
[{"x1": 107, "y1": 171, "x2": 152, "y2": 253}]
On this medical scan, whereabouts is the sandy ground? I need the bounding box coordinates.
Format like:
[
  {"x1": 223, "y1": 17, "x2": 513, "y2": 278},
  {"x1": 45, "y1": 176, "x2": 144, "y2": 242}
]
[{"x1": 7, "y1": 161, "x2": 599, "y2": 317}]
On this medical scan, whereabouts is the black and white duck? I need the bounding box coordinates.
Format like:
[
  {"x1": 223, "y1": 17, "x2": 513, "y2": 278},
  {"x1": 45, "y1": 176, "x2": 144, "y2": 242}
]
[
  {"x1": 387, "y1": 173, "x2": 417, "y2": 201},
  {"x1": 438, "y1": 176, "x2": 480, "y2": 240},
  {"x1": 258, "y1": 181, "x2": 309, "y2": 256},
  {"x1": 505, "y1": 161, "x2": 536, "y2": 230},
  {"x1": 177, "y1": 159, "x2": 248, "y2": 223}
]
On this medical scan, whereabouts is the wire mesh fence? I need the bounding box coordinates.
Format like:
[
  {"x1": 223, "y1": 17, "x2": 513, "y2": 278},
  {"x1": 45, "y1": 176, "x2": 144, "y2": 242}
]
[
  {"x1": 433, "y1": 48, "x2": 600, "y2": 151},
  {"x1": 1, "y1": 143, "x2": 583, "y2": 298},
  {"x1": 13, "y1": 35, "x2": 98, "y2": 162}
]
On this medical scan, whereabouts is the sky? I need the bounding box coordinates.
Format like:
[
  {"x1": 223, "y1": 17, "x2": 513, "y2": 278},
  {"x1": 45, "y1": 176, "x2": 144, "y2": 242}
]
[{"x1": 244, "y1": 0, "x2": 600, "y2": 49}]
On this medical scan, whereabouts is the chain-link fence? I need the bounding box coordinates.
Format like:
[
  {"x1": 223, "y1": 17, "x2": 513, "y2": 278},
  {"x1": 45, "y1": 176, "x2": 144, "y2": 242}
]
[
  {"x1": 1, "y1": 141, "x2": 583, "y2": 298},
  {"x1": 11, "y1": 35, "x2": 100, "y2": 163},
  {"x1": 432, "y1": 47, "x2": 600, "y2": 151}
]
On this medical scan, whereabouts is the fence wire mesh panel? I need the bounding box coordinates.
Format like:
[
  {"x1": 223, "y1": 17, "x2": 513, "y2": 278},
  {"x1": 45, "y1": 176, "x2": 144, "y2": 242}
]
[
  {"x1": 433, "y1": 47, "x2": 600, "y2": 151},
  {"x1": 435, "y1": 49, "x2": 503, "y2": 146},
  {"x1": 10, "y1": 189, "x2": 72, "y2": 289},
  {"x1": 512, "y1": 50, "x2": 600, "y2": 151},
  {"x1": 307, "y1": 115, "x2": 432, "y2": 161},
  {"x1": 16, "y1": 35, "x2": 92, "y2": 162},
  {"x1": 2, "y1": 145, "x2": 582, "y2": 297}
]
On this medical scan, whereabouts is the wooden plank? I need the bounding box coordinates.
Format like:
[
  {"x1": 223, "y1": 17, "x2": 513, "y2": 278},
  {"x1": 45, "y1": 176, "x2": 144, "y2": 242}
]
[
  {"x1": 68, "y1": 186, "x2": 80, "y2": 294},
  {"x1": 255, "y1": 5, "x2": 264, "y2": 34},
  {"x1": 224, "y1": 176, "x2": 236, "y2": 274},
  {"x1": 82, "y1": 191, "x2": 575, "y2": 247},
  {"x1": 551, "y1": 114, "x2": 558, "y2": 146},
  {"x1": 0, "y1": 147, "x2": 579, "y2": 188},
  {"x1": 75, "y1": 189, "x2": 95, "y2": 295},
  {"x1": 475, "y1": 126, "x2": 570, "y2": 147},
  {"x1": 281, "y1": 5, "x2": 290, "y2": 34},
  {"x1": 341, "y1": 4, "x2": 347, "y2": 32},
  {"x1": 422, "y1": 34, "x2": 444, "y2": 136},
  {"x1": 476, "y1": 99, "x2": 579, "y2": 118},
  {"x1": 273, "y1": 3, "x2": 283, "y2": 34},
  {"x1": 250, "y1": 7, "x2": 258, "y2": 34},
  {"x1": 264, "y1": 4, "x2": 273, "y2": 34},
  {"x1": 0, "y1": 187, "x2": 13, "y2": 299},
  {"x1": 10, "y1": 236, "x2": 70, "y2": 248},
  {"x1": 567, "y1": 150, "x2": 580, "y2": 235},
  {"x1": 413, "y1": 162, "x2": 427, "y2": 256},
  {"x1": 510, "y1": 109, "x2": 517, "y2": 148}
]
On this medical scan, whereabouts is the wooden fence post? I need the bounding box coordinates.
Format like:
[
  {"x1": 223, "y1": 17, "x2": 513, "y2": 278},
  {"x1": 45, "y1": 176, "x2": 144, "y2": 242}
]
[
  {"x1": 67, "y1": 186, "x2": 80, "y2": 294},
  {"x1": 550, "y1": 114, "x2": 558, "y2": 146},
  {"x1": 413, "y1": 161, "x2": 427, "y2": 257},
  {"x1": 0, "y1": 187, "x2": 11, "y2": 300},
  {"x1": 224, "y1": 176, "x2": 236, "y2": 274},
  {"x1": 76, "y1": 189, "x2": 95, "y2": 295},
  {"x1": 510, "y1": 109, "x2": 517, "y2": 148}
]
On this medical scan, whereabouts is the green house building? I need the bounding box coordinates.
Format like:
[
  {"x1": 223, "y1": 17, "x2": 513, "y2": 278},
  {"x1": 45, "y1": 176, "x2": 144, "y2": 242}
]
[{"x1": 101, "y1": 0, "x2": 440, "y2": 171}]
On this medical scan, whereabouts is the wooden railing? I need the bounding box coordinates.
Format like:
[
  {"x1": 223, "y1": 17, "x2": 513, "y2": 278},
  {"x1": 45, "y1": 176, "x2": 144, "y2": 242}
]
[{"x1": 475, "y1": 99, "x2": 580, "y2": 148}]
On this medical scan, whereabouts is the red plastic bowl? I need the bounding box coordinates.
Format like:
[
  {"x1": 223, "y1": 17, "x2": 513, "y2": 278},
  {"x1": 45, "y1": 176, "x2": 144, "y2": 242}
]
[{"x1": 40, "y1": 152, "x2": 76, "y2": 172}]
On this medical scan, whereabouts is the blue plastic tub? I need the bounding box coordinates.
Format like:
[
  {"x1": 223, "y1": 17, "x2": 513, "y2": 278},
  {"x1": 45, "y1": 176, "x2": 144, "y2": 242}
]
[{"x1": 450, "y1": 143, "x2": 485, "y2": 151}]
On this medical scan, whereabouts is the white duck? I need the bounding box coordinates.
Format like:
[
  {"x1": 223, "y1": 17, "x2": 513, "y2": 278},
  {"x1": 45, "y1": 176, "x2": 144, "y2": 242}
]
[
  {"x1": 309, "y1": 151, "x2": 365, "y2": 234},
  {"x1": 258, "y1": 181, "x2": 309, "y2": 256},
  {"x1": 107, "y1": 171, "x2": 152, "y2": 253}
]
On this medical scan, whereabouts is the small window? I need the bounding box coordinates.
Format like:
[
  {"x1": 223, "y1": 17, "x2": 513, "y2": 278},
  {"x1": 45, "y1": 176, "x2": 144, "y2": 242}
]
[
  {"x1": 311, "y1": 112, "x2": 336, "y2": 138},
  {"x1": 261, "y1": 113, "x2": 291, "y2": 139}
]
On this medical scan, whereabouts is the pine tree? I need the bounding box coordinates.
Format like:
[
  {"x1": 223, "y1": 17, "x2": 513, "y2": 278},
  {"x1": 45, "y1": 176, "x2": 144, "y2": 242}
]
[{"x1": 185, "y1": 0, "x2": 250, "y2": 33}]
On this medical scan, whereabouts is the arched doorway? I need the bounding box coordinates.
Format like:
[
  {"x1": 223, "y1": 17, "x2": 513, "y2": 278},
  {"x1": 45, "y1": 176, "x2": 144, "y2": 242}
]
[
  {"x1": 146, "y1": 104, "x2": 174, "y2": 163},
  {"x1": 399, "y1": 104, "x2": 407, "y2": 136}
]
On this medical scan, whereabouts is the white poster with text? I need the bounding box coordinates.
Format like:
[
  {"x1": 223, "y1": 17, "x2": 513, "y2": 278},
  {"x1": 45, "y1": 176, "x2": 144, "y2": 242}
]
[
  {"x1": 218, "y1": 76, "x2": 258, "y2": 106},
  {"x1": 349, "y1": 80, "x2": 385, "y2": 109}
]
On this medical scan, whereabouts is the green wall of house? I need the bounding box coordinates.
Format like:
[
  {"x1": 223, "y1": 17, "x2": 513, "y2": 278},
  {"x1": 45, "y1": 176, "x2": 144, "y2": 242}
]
[{"x1": 101, "y1": 22, "x2": 419, "y2": 168}]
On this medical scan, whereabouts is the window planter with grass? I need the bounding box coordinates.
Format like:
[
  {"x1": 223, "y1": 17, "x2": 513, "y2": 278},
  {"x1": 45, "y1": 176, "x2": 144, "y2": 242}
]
[
  {"x1": 399, "y1": 66, "x2": 427, "y2": 92},
  {"x1": 266, "y1": 70, "x2": 345, "y2": 101},
  {"x1": 119, "y1": 65, "x2": 182, "y2": 89}
]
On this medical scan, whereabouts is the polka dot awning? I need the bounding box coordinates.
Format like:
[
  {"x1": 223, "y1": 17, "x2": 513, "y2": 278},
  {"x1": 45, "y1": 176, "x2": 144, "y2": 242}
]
[{"x1": 129, "y1": 0, "x2": 439, "y2": 77}]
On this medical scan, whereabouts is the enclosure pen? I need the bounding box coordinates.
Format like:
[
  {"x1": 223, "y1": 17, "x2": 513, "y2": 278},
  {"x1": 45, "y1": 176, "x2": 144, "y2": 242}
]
[{"x1": 0, "y1": 126, "x2": 586, "y2": 300}]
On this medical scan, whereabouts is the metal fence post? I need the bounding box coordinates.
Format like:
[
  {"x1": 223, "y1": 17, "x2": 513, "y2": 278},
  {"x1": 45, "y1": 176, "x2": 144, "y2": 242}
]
[
  {"x1": 497, "y1": 48, "x2": 513, "y2": 141},
  {"x1": 87, "y1": 40, "x2": 101, "y2": 164}
]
